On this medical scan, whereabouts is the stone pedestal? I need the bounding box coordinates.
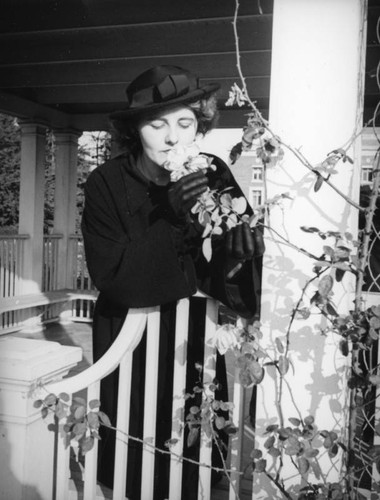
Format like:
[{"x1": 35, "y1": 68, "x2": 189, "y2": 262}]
[{"x1": 0, "y1": 337, "x2": 82, "y2": 500}]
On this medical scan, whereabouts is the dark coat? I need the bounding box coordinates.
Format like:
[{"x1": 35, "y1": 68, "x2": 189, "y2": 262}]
[
  {"x1": 82, "y1": 152, "x2": 257, "y2": 317},
  {"x1": 81, "y1": 152, "x2": 259, "y2": 499}
]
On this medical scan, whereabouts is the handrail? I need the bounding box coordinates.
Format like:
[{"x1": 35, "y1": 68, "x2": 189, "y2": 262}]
[
  {"x1": 0, "y1": 234, "x2": 29, "y2": 240},
  {"x1": 42, "y1": 291, "x2": 210, "y2": 396},
  {"x1": 42, "y1": 307, "x2": 151, "y2": 396}
]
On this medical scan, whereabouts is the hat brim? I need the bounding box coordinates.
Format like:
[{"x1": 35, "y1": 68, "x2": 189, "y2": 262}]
[{"x1": 109, "y1": 83, "x2": 220, "y2": 120}]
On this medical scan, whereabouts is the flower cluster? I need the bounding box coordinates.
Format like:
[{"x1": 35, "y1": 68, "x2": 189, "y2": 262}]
[
  {"x1": 163, "y1": 143, "x2": 252, "y2": 261},
  {"x1": 163, "y1": 143, "x2": 215, "y2": 182},
  {"x1": 213, "y1": 320, "x2": 266, "y2": 388},
  {"x1": 191, "y1": 189, "x2": 248, "y2": 262}
]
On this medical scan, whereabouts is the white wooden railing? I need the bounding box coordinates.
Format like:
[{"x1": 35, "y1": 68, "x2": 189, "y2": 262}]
[
  {"x1": 0, "y1": 234, "x2": 97, "y2": 332},
  {"x1": 0, "y1": 234, "x2": 28, "y2": 332},
  {"x1": 68, "y1": 235, "x2": 97, "y2": 322},
  {"x1": 39, "y1": 294, "x2": 245, "y2": 500}
]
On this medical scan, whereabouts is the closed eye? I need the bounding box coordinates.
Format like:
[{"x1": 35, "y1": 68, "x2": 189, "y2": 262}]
[{"x1": 178, "y1": 119, "x2": 195, "y2": 129}]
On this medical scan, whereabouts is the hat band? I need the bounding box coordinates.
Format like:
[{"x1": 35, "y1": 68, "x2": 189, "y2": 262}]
[{"x1": 129, "y1": 74, "x2": 193, "y2": 108}]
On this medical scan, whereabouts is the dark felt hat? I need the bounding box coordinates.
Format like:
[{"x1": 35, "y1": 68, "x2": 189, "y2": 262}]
[{"x1": 110, "y1": 65, "x2": 220, "y2": 120}]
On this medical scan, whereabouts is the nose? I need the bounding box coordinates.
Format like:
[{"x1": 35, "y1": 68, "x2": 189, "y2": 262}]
[{"x1": 165, "y1": 126, "x2": 179, "y2": 146}]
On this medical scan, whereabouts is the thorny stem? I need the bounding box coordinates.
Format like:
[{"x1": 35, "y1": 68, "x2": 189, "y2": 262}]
[
  {"x1": 232, "y1": 0, "x2": 365, "y2": 215},
  {"x1": 276, "y1": 271, "x2": 326, "y2": 423},
  {"x1": 347, "y1": 151, "x2": 380, "y2": 494},
  {"x1": 104, "y1": 423, "x2": 243, "y2": 476},
  {"x1": 261, "y1": 223, "x2": 321, "y2": 261},
  {"x1": 355, "y1": 150, "x2": 380, "y2": 310},
  {"x1": 264, "y1": 471, "x2": 292, "y2": 500},
  {"x1": 212, "y1": 430, "x2": 240, "y2": 500}
]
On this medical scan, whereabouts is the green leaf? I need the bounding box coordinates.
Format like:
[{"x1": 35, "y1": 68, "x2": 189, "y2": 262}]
[
  {"x1": 304, "y1": 416, "x2": 314, "y2": 425},
  {"x1": 285, "y1": 446, "x2": 299, "y2": 456},
  {"x1": 289, "y1": 417, "x2": 301, "y2": 427},
  {"x1": 254, "y1": 458, "x2": 267, "y2": 473},
  {"x1": 74, "y1": 406, "x2": 86, "y2": 420},
  {"x1": 318, "y1": 275, "x2": 334, "y2": 297},
  {"x1": 278, "y1": 355, "x2": 289, "y2": 375},
  {"x1": 165, "y1": 438, "x2": 179, "y2": 448},
  {"x1": 215, "y1": 416, "x2": 226, "y2": 430},
  {"x1": 335, "y1": 268, "x2": 345, "y2": 282},
  {"x1": 88, "y1": 399, "x2": 101, "y2": 410},
  {"x1": 304, "y1": 448, "x2": 319, "y2": 458},
  {"x1": 328, "y1": 443, "x2": 339, "y2": 458},
  {"x1": 202, "y1": 237, "x2": 212, "y2": 262},
  {"x1": 81, "y1": 436, "x2": 94, "y2": 454},
  {"x1": 73, "y1": 422, "x2": 87, "y2": 438},
  {"x1": 55, "y1": 402, "x2": 67, "y2": 420},
  {"x1": 264, "y1": 436, "x2": 275, "y2": 449},
  {"x1": 87, "y1": 411, "x2": 100, "y2": 430},
  {"x1": 325, "y1": 301, "x2": 338, "y2": 317},
  {"x1": 371, "y1": 305, "x2": 380, "y2": 317},
  {"x1": 250, "y1": 448, "x2": 262, "y2": 460},
  {"x1": 44, "y1": 394, "x2": 57, "y2": 406},
  {"x1": 275, "y1": 337, "x2": 284, "y2": 353},
  {"x1": 58, "y1": 392, "x2": 70, "y2": 402},
  {"x1": 98, "y1": 411, "x2": 111, "y2": 427},
  {"x1": 300, "y1": 226, "x2": 320, "y2": 233},
  {"x1": 298, "y1": 457, "x2": 310, "y2": 474},
  {"x1": 268, "y1": 447, "x2": 281, "y2": 458},
  {"x1": 187, "y1": 427, "x2": 199, "y2": 448},
  {"x1": 266, "y1": 424, "x2": 279, "y2": 433},
  {"x1": 339, "y1": 340, "x2": 349, "y2": 357},
  {"x1": 33, "y1": 399, "x2": 43, "y2": 409},
  {"x1": 314, "y1": 174, "x2": 324, "y2": 192}
]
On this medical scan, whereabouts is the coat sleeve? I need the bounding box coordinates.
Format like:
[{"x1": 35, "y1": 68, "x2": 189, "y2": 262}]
[
  {"x1": 193, "y1": 155, "x2": 261, "y2": 318},
  {"x1": 81, "y1": 166, "x2": 193, "y2": 309}
]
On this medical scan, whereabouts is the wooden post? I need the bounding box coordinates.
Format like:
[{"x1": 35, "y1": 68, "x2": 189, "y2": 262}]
[
  {"x1": 54, "y1": 129, "x2": 80, "y2": 288},
  {"x1": 18, "y1": 121, "x2": 47, "y2": 295},
  {"x1": 0, "y1": 336, "x2": 82, "y2": 500},
  {"x1": 255, "y1": 0, "x2": 366, "y2": 497}
]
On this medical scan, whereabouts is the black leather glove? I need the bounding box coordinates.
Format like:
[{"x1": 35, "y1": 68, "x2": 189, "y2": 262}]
[
  {"x1": 167, "y1": 171, "x2": 208, "y2": 220},
  {"x1": 225, "y1": 222, "x2": 265, "y2": 279}
]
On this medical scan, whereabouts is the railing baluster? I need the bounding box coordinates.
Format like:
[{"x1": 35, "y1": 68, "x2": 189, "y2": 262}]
[
  {"x1": 113, "y1": 350, "x2": 134, "y2": 499},
  {"x1": 169, "y1": 297, "x2": 190, "y2": 499},
  {"x1": 141, "y1": 307, "x2": 160, "y2": 500},
  {"x1": 229, "y1": 366, "x2": 245, "y2": 499},
  {"x1": 198, "y1": 298, "x2": 218, "y2": 500},
  {"x1": 83, "y1": 382, "x2": 100, "y2": 500},
  {"x1": 55, "y1": 395, "x2": 72, "y2": 500}
]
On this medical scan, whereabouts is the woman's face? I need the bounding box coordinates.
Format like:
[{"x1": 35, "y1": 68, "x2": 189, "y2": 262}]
[{"x1": 137, "y1": 106, "x2": 198, "y2": 167}]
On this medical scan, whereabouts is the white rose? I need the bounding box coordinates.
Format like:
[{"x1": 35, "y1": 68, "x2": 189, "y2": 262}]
[{"x1": 214, "y1": 324, "x2": 241, "y2": 355}]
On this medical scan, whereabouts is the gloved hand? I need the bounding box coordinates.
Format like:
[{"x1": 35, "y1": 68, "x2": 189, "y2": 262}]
[
  {"x1": 225, "y1": 222, "x2": 265, "y2": 279},
  {"x1": 167, "y1": 171, "x2": 208, "y2": 220}
]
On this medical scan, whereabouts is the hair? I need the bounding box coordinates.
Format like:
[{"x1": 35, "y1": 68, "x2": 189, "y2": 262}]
[{"x1": 110, "y1": 93, "x2": 219, "y2": 155}]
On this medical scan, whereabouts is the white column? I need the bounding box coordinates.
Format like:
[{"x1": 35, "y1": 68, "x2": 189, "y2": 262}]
[
  {"x1": 255, "y1": 0, "x2": 366, "y2": 497},
  {"x1": 18, "y1": 122, "x2": 47, "y2": 294},
  {"x1": 53, "y1": 129, "x2": 81, "y2": 290},
  {"x1": 0, "y1": 337, "x2": 81, "y2": 500}
]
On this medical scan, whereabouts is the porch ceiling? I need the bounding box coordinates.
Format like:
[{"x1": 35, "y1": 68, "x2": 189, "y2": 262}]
[{"x1": 0, "y1": 0, "x2": 378, "y2": 132}]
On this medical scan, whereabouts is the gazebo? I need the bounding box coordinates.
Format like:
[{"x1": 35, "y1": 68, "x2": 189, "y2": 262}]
[
  {"x1": 0, "y1": 0, "x2": 378, "y2": 305},
  {"x1": 0, "y1": 1, "x2": 379, "y2": 499}
]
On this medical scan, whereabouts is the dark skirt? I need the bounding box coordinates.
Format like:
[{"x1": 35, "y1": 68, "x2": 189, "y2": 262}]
[{"x1": 92, "y1": 296, "x2": 228, "y2": 500}]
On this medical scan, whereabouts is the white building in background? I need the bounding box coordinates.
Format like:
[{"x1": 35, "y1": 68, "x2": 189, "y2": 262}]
[{"x1": 203, "y1": 127, "x2": 379, "y2": 210}]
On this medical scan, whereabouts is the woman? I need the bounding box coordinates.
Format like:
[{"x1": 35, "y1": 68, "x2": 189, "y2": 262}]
[{"x1": 81, "y1": 65, "x2": 263, "y2": 500}]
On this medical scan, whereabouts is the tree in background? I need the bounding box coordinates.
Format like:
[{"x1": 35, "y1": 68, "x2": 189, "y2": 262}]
[
  {"x1": 0, "y1": 113, "x2": 108, "y2": 235},
  {"x1": 0, "y1": 114, "x2": 21, "y2": 233}
]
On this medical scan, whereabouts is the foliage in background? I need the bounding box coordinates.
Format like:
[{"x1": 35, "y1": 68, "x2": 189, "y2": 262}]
[
  {"x1": 0, "y1": 114, "x2": 20, "y2": 232},
  {"x1": 0, "y1": 113, "x2": 109, "y2": 235}
]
